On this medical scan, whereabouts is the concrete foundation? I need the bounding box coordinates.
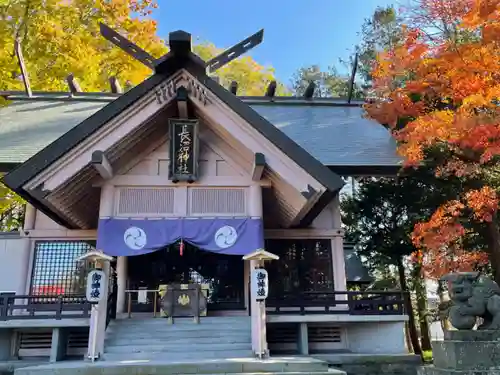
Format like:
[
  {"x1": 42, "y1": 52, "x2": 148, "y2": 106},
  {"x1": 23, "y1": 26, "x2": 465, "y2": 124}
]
[
  {"x1": 419, "y1": 330, "x2": 500, "y2": 375},
  {"x1": 13, "y1": 357, "x2": 345, "y2": 375},
  {"x1": 314, "y1": 353, "x2": 422, "y2": 375}
]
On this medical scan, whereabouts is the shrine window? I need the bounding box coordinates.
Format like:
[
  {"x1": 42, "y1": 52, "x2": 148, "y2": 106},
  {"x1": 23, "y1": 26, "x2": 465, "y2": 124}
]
[
  {"x1": 264, "y1": 239, "x2": 333, "y2": 297},
  {"x1": 30, "y1": 240, "x2": 95, "y2": 297}
]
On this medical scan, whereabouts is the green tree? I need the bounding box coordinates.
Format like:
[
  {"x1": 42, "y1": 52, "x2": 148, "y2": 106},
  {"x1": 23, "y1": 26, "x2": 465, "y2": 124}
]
[
  {"x1": 0, "y1": 0, "x2": 285, "y2": 94},
  {"x1": 355, "y1": 5, "x2": 403, "y2": 88},
  {"x1": 341, "y1": 168, "x2": 460, "y2": 353},
  {"x1": 0, "y1": 181, "x2": 24, "y2": 231},
  {"x1": 290, "y1": 64, "x2": 359, "y2": 98}
]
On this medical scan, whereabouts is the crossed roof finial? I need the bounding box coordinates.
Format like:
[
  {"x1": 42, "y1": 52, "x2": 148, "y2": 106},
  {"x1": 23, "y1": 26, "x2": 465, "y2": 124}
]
[{"x1": 99, "y1": 23, "x2": 264, "y2": 74}]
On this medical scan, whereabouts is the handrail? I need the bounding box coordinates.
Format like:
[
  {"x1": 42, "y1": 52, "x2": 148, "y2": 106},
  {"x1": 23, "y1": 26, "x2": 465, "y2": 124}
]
[
  {"x1": 106, "y1": 288, "x2": 117, "y2": 328},
  {"x1": 125, "y1": 289, "x2": 160, "y2": 318},
  {"x1": 266, "y1": 290, "x2": 406, "y2": 316},
  {"x1": 124, "y1": 286, "x2": 202, "y2": 323},
  {"x1": 0, "y1": 293, "x2": 91, "y2": 320}
]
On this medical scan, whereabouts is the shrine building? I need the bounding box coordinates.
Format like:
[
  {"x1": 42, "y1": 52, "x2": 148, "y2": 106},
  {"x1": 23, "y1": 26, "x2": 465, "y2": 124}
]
[{"x1": 0, "y1": 26, "x2": 409, "y2": 365}]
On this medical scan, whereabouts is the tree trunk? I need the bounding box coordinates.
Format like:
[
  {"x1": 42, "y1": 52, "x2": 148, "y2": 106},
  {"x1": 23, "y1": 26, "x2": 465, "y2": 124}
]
[
  {"x1": 486, "y1": 219, "x2": 500, "y2": 285},
  {"x1": 397, "y1": 257, "x2": 422, "y2": 355},
  {"x1": 413, "y1": 264, "x2": 432, "y2": 351},
  {"x1": 437, "y1": 281, "x2": 450, "y2": 332}
]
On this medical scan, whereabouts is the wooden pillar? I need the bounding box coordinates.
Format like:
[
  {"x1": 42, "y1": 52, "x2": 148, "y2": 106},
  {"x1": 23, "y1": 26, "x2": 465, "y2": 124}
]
[
  {"x1": 18, "y1": 204, "x2": 36, "y2": 314},
  {"x1": 95, "y1": 261, "x2": 110, "y2": 356},
  {"x1": 116, "y1": 256, "x2": 127, "y2": 314},
  {"x1": 86, "y1": 259, "x2": 110, "y2": 361},
  {"x1": 331, "y1": 196, "x2": 347, "y2": 295},
  {"x1": 87, "y1": 184, "x2": 114, "y2": 360},
  {"x1": 248, "y1": 184, "x2": 268, "y2": 357},
  {"x1": 298, "y1": 322, "x2": 309, "y2": 355},
  {"x1": 23, "y1": 204, "x2": 36, "y2": 231}
]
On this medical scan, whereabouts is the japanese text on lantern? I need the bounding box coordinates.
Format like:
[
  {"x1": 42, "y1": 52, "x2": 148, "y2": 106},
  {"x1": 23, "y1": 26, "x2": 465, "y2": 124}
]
[
  {"x1": 86, "y1": 270, "x2": 105, "y2": 303},
  {"x1": 257, "y1": 271, "x2": 266, "y2": 296},
  {"x1": 91, "y1": 273, "x2": 101, "y2": 299},
  {"x1": 252, "y1": 268, "x2": 268, "y2": 301}
]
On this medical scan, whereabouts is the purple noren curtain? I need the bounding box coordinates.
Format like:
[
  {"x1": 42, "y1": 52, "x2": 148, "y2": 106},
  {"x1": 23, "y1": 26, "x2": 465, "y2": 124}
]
[{"x1": 96, "y1": 217, "x2": 264, "y2": 256}]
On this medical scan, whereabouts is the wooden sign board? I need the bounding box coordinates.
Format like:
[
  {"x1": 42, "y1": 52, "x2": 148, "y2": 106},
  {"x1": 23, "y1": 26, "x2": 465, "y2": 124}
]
[{"x1": 169, "y1": 119, "x2": 199, "y2": 182}]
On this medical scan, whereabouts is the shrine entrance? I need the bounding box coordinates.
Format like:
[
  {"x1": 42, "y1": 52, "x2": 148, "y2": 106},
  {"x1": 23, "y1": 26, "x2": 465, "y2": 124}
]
[{"x1": 127, "y1": 242, "x2": 245, "y2": 313}]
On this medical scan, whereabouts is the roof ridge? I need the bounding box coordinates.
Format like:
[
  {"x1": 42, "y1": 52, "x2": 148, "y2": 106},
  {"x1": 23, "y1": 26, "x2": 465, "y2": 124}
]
[{"x1": 1, "y1": 90, "x2": 365, "y2": 107}]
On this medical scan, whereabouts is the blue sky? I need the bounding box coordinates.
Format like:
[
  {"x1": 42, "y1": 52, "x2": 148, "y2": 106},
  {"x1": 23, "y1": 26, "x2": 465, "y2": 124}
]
[{"x1": 153, "y1": 0, "x2": 396, "y2": 86}]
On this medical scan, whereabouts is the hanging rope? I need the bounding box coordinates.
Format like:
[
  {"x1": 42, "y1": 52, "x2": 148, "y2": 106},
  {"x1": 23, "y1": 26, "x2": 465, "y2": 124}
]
[{"x1": 179, "y1": 239, "x2": 184, "y2": 257}]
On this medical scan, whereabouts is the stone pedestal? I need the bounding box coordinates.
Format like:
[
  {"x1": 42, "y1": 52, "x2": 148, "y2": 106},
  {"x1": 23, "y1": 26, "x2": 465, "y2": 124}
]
[{"x1": 419, "y1": 330, "x2": 500, "y2": 375}]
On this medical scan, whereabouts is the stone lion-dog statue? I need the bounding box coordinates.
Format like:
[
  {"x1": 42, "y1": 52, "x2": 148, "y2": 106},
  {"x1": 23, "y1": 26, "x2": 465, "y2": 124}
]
[{"x1": 441, "y1": 272, "x2": 500, "y2": 330}]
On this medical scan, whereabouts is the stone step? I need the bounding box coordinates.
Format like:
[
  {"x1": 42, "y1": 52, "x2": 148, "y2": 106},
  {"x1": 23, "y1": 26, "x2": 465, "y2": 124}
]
[
  {"x1": 106, "y1": 335, "x2": 251, "y2": 346},
  {"x1": 107, "y1": 322, "x2": 250, "y2": 331},
  {"x1": 106, "y1": 329, "x2": 250, "y2": 337},
  {"x1": 14, "y1": 357, "x2": 335, "y2": 375},
  {"x1": 106, "y1": 327, "x2": 250, "y2": 337},
  {"x1": 111, "y1": 317, "x2": 250, "y2": 326},
  {"x1": 106, "y1": 331, "x2": 251, "y2": 341},
  {"x1": 101, "y1": 349, "x2": 254, "y2": 362},
  {"x1": 104, "y1": 342, "x2": 252, "y2": 354}
]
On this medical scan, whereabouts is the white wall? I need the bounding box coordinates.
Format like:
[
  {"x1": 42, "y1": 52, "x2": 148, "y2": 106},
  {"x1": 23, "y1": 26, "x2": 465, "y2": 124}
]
[
  {"x1": 0, "y1": 235, "x2": 31, "y2": 295},
  {"x1": 346, "y1": 321, "x2": 407, "y2": 354}
]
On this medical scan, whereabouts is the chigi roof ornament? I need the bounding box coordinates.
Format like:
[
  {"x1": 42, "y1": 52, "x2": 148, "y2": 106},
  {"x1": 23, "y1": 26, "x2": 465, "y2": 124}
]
[{"x1": 99, "y1": 23, "x2": 264, "y2": 75}]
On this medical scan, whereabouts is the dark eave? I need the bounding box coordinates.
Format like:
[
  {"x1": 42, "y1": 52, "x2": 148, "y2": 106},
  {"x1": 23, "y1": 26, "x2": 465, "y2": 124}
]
[
  {"x1": 14, "y1": 185, "x2": 75, "y2": 229},
  {"x1": 2, "y1": 32, "x2": 345, "y2": 229},
  {"x1": 329, "y1": 165, "x2": 400, "y2": 176},
  {"x1": 0, "y1": 163, "x2": 20, "y2": 174},
  {"x1": 2, "y1": 73, "x2": 167, "y2": 191}
]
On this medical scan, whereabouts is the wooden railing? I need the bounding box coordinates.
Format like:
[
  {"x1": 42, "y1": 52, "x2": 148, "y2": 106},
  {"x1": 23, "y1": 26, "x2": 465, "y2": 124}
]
[
  {"x1": 126, "y1": 289, "x2": 160, "y2": 318},
  {"x1": 106, "y1": 290, "x2": 117, "y2": 327},
  {"x1": 125, "y1": 286, "x2": 203, "y2": 323},
  {"x1": 0, "y1": 293, "x2": 91, "y2": 320},
  {"x1": 266, "y1": 291, "x2": 406, "y2": 315}
]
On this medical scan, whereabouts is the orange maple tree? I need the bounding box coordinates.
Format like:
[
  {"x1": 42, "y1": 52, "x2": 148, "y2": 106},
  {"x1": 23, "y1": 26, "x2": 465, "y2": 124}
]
[{"x1": 365, "y1": 0, "x2": 500, "y2": 280}]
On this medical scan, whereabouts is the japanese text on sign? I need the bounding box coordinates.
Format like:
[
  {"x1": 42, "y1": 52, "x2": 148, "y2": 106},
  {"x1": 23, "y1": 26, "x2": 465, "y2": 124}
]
[
  {"x1": 169, "y1": 119, "x2": 199, "y2": 182},
  {"x1": 251, "y1": 268, "x2": 268, "y2": 301},
  {"x1": 176, "y1": 124, "x2": 192, "y2": 175},
  {"x1": 86, "y1": 270, "x2": 106, "y2": 303}
]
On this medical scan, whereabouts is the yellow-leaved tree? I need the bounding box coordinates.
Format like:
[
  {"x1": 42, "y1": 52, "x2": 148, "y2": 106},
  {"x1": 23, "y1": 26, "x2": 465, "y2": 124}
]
[
  {"x1": 0, "y1": 0, "x2": 287, "y2": 229},
  {"x1": 0, "y1": 0, "x2": 286, "y2": 94}
]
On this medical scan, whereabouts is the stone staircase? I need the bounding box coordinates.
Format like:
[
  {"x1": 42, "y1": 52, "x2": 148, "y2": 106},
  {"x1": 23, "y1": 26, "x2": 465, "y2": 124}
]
[
  {"x1": 15, "y1": 356, "x2": 345, "y2": 375},
  {"x1": 102, "y1": 316, "x2": 253, "y2": 361}
]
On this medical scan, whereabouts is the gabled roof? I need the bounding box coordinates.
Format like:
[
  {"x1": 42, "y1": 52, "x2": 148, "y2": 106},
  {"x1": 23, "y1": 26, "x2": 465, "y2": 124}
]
[
  {"x1": 1, "y1": 30, "x2": 352, "y2": 228},
  {"x1": 0, "y1": 97, "x2": 401, "y2": 170}
]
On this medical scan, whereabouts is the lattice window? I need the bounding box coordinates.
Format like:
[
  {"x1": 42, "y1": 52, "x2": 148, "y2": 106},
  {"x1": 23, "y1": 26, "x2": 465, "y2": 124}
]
[
  {"x1": 189, "y1": 188, "x2": 246, "y2": 215},
  {"x1": 30, "y1": 241, "x2": 94, "y2": 297},
  {"x1": 308, "y1": 324, "x2": 342, "y2": 343},
  {"x1": 265, "y1": 239, "x2": 333, "y2": 296},
  {"x1": 117, "y1": 188, "x2": 175, "y2": 215},
  {"x1": 267, "y1": 324, "x2": 298, "y2": 344}
]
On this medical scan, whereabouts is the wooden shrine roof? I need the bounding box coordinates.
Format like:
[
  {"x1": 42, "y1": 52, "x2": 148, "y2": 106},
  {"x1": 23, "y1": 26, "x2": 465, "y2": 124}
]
[{"x1": 0, "y1": 93, "x2": 402, "y2": 173}]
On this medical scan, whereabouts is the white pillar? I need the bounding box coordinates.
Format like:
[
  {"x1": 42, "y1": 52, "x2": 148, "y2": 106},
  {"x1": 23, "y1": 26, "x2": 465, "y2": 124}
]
[
  {"x1": 87, "y1": 260, "x2": 110, "y2": 360},
  {"x1": 87, "y1": 184, "x2": 114, "y2": 360},
  {"x1": 331, "y1": 196, "x2": 347, "y2": 293},
  {"x1": 18, "y1": 204, "x2": 36, "y2": 315},
  {"x1": 23, "y1": 204, "x2": 36, "y2": 231},
  {"x1": 248, "y1": 184, "x2": 268, "y2": 358},
  {"x1": 95, "y1": 261, "x2": 110, "y2": 356},
  {"x1": 116, "y1": 256, "x2": 127, "y2": 314}
]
